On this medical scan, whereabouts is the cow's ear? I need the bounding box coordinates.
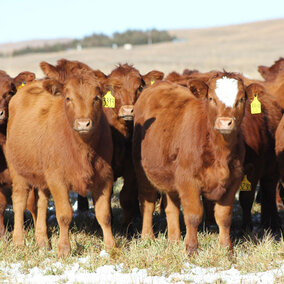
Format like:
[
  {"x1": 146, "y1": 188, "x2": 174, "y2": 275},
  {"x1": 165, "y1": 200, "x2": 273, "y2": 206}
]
[
  {"x1": 13, "y1": 71, "x2": 35, "y2": 88},
  {"x1": 245, "y1": 83, "x2": 265, "y2": 100},
  {"x1": 93, "y1": 70, "x2": 107, "y2": 81},
  {"x1": 187, "y1": 79, "x2": 208, "y2": 99},
  {"x1": 142, "y1": 70, "x2": 164, "y2": 86},
  {"x1": 40, "y1": 61, "x2": 60, "y2": 80},
  {"x1": 42, "y1": 79, "x2": 63, "y2": 96},
  {"x1": 257, "y1": 66, "x2": 269, "y2": 80}
]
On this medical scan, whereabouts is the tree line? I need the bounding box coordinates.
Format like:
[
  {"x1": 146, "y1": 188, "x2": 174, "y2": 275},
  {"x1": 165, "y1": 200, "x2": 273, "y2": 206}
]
[{"x1": 5, "y1": 29, "x2": 175, "y2": 57}]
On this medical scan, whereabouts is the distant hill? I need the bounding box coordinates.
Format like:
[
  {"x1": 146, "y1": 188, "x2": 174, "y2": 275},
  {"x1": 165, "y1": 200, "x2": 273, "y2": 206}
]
[{"x1": 0, "y1": 18, "x2": 283, "y2": 78}]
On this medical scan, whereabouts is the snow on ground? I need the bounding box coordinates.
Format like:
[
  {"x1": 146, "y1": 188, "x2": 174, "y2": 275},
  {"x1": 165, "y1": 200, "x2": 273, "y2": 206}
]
[{"x1": 1, "y1": 252, "x2": 284, "y2": 283}]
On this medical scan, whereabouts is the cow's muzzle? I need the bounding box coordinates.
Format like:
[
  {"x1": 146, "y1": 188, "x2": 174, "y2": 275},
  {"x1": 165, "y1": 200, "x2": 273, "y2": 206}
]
[
  {"x1": 73, "y1": 118, "x2": 94, "y2": 133},
  {"x1": 214, "y1": 117, "x2": 236, "y2": 134},
  {"x1": 118, "y1": 105, "x2": 134, "y2": 121}
]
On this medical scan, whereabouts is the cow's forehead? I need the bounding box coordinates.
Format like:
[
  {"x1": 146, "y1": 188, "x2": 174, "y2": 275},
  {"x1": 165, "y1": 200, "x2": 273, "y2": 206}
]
[{"x1": 214, "y1": 76, "x2": 239, "y2": 108}]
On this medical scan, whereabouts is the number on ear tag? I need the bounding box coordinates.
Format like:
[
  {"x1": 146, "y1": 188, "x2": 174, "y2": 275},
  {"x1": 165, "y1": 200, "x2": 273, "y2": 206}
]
[
  {"x1": 103, "y1": 91, "x2": 115, "y2": 108},
  {"x1": 250, "y1": 95, "x2": 261, "y2": 114}
]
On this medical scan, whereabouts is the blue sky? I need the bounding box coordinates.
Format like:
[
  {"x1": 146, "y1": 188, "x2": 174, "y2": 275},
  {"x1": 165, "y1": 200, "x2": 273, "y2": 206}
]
[{"x1": 1, "y1": 0, "x2": 284, "y2": 44}]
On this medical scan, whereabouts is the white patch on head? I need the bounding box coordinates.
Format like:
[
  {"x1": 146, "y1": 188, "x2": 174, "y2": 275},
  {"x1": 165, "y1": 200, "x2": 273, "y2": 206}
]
[{"x1": 215, "y1": 76, "x2": 239, "y2": 107}]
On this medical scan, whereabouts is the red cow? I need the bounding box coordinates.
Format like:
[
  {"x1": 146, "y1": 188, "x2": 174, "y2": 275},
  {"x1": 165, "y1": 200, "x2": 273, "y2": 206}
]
[
  {"x1": 103, "y1": 64, "x2": 164, "y2": 227},
  {"x1": 0, "y1": 70, "x2": 36, "y2": 236},
  {"x1": 239, "y1": 83, "x2": 282, "y2": 231},
  {"x1": 6, "y1": 68, "x2": 115, "y2": 257},
  {"x1": 41, "y1": 59, "x2": 164, "y2": 228},
  {"x1": 180, "y1": 71, "x2": 283, "y2": 231},
  {"x1": 133, "y1": 72, "x2": 247, "y2": 254}
]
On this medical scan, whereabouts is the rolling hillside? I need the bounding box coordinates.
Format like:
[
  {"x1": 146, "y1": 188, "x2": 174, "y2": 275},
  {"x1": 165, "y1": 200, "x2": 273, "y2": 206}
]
[{"x1": 0, "y1": 18, "x2": 283, "y2": 78}]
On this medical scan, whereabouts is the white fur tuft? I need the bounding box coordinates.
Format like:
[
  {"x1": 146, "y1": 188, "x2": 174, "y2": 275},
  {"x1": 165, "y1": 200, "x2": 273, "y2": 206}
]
[{"x1": 215, "y1": 77, "x2": 239, "y2": 107}]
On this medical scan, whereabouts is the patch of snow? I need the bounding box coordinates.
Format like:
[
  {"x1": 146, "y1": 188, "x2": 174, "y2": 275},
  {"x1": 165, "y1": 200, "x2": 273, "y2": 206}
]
[
  {"x1": 99, "y1": 250, "x2": 109, "y2": 258},
  {"x1": 1, "y1": 258, "x2": 284, "y2": 283}
]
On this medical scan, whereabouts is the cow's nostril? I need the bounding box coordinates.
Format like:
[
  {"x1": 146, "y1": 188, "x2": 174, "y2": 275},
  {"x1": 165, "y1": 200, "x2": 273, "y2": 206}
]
[
  {"x1": 0, "y1": 111, "x2": 3, "y2": 116},
  {"x1": 228, "y1": 120, "x2": 232, "y2": 126},
  {"x1": 86, "y1": 121, "x2": 90, "y2": 127}
]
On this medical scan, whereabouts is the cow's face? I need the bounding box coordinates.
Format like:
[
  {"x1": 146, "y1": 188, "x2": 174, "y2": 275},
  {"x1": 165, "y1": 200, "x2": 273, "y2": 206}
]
[
  {"x1": 207, "y1": 74, "x2": 246, "y2": 135},
  {"x1": 44, "y1": 75, "x2": 103, "y2": 140},
  {"x1": 0, "y1": 76, "x2": 16, "y2": 125},
  {"x1": 106, "y1": 64, "x2": 164, "y2": 121},
  {"x1": 65, "y1": 77, "x2": 103, "y2": 138}
]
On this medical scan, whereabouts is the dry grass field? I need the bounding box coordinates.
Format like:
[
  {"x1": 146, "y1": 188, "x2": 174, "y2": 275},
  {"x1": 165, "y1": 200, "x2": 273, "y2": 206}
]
[
  {"x1": 1, "y1": 18, "x2": 284, "y2": 282},
  {"x1": 1, "y1": 18, "x2": 284, "y2": 79}
]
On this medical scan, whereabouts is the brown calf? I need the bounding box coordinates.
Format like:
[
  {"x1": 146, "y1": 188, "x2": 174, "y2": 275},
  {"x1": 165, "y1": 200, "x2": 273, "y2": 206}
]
[
  {"x1": 133, "y1": 73, "x2": 247, "y2": 254},
  {"x1": 0, "y1": 70, "x2": 36, "y2": 236},
  {"x1": 41, "y1": 59, "x2": 164, "y2": 228},
  {"x1": 103, "y1": 64, "x2": 164, "y2": 227},
  {"x1": 239, "y1": 83, "x2": 282, "y2": 231},
  {"x1": 181, "y1": 71, "x2": 282, "y2": 231},
  {"x1": 6, "y1": 69, "x2": 115, "y2": 257}
]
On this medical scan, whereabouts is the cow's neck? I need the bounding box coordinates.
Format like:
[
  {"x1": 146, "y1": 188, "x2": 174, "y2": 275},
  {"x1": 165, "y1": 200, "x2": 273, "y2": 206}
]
[
  {"x1": 211, "y1": 126, "x2": 240, "y2": 158},
  {"x1": 0, "y1": 123, "x2": 7, "y2": 136},
  {"x1": 104, "y1": 108, "x2": 130, "y2": 139}
]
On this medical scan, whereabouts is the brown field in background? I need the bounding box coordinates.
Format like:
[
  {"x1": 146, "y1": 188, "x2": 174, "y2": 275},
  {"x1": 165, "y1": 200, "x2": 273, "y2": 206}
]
[{"x1": 1, "y1": 18, "x2": 284, "y2": 79}]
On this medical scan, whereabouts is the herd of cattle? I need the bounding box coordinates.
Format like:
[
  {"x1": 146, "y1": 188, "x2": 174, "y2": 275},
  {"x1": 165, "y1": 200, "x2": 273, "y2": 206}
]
[{"x1": 0, "y1": 57, "x2": 284, "y2": 257}]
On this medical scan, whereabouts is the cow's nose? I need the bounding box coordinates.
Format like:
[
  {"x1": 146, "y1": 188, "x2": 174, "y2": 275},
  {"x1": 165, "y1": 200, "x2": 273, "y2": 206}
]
[
  {"x1": 214, "y1": 117, "x2": 235, "y2": 134},
  {"x1": 73, "y1": 119, "x2": 93, "y2": 133}
]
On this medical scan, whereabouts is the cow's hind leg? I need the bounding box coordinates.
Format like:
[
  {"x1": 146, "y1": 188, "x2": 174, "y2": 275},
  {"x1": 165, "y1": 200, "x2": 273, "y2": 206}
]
[
  {"x1": 92, "y1": 166, "x2": 116, "y2": 249},
  {"x1": 35, "y1": 189, "x2": 50, "y2": 248},
  {"x1": 12, "y1": 176, "x2": 29, "y2": 246},
  {"x1": 164, "y1": 192, "x2": 181, "y2": 241},
  {"x1": 119, "y1": 165, "x2": 140, "y2": 228},
  {"x1": 178, "y1": 182, "x2": 203, "y2": 255},
  {"x1": 47, "y1": 179, "x2": 72, "y2": 257},
  {"x1": 214, "y1": 188, "x2": 237, "y2": 250}
]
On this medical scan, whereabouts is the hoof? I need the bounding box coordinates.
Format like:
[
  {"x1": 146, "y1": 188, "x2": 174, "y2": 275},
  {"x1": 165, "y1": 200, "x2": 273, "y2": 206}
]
[
  {"x1": 186, "y1": 245, "x2": 198, "y2": 256},
  {"x1": 36, "y1": 236, "x2": 50, "y2": 249},
  {"x1": 58, "y1": 244, "x2": 71, "y2": 258},
  {"x1": 13, "y1": 234, "x2": 24, "y2": 246},
  {"x1": 105, "y1": 238, "x2": 116, "y2": 249}
]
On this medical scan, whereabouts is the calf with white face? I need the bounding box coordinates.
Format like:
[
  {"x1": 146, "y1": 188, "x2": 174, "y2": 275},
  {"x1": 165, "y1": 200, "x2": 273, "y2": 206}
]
[
  {"x1": 210, "y1": 76, "x2": 246, "y2": 135},
  {"x1": 133, "y1": 72, "x2": 247, "y2": 255}
]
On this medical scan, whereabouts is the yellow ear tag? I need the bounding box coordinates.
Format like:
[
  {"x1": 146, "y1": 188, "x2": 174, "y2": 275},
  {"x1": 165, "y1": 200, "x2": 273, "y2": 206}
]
[
  {"x1": 102, "y1": 91, "x2": 115, "y2": 108},
  {"x1": 250, "y1": 95, "x2": 261, "y2": 114},
  {"x1": 17, "y1": 82, "x2": 26, "y2": 90},
  {"x1": 239, "y1": 175, "x2": 252, "y2": 191},
  {"x1": 151, "y1": 80, "x2": 155, "y2": 85}
]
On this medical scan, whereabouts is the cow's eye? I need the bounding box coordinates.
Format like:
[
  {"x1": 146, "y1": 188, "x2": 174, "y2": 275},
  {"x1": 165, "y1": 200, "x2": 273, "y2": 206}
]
[
  {"x1": 94, "y1": 96, "x2": 100, "y2": 103},
  {"x1": 239, "y1": 97, "x2": 244, "y2": 103},
  {"x1": 66, "y1": 97, "x2": 71, "y2": 102},
  {"x1": 136, "y1": 85, "x2": 144, "y2": 97}
]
